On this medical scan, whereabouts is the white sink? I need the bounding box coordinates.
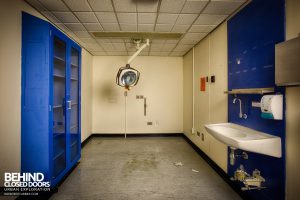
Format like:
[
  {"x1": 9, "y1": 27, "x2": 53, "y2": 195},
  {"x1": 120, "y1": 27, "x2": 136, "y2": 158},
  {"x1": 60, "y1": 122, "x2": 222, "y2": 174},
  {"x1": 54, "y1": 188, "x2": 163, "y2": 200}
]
[{"x1": 204, "y1": 123, "x2": 281, "y2": 158}]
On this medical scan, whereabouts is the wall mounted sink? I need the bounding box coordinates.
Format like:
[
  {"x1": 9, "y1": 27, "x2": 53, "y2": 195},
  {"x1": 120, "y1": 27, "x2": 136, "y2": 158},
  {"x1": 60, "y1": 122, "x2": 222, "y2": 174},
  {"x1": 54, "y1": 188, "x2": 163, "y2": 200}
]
[{"x1": 204, "y1": 123, "x2": 281, "y2": 158}]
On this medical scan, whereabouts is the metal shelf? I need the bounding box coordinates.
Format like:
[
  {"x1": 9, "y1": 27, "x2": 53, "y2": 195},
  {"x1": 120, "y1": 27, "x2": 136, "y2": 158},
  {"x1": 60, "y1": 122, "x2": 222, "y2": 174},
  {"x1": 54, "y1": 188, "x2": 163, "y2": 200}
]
[{"x1": 224, "y1": 87, "x2": 275, "y2": 94}]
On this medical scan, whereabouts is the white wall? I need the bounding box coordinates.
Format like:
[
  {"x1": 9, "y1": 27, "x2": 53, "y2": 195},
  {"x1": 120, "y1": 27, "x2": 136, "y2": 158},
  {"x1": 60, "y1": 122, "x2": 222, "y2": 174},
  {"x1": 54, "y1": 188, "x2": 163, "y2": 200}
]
[
  {"x1": 285, "y1": 0, "x2": 300, "y2": 199},
  {"x1": 0, "y1": 0, "x2": 93, "y2": 188},
  {"x1": 92, "y1": 56, "x2": 183, "y2": 134}
]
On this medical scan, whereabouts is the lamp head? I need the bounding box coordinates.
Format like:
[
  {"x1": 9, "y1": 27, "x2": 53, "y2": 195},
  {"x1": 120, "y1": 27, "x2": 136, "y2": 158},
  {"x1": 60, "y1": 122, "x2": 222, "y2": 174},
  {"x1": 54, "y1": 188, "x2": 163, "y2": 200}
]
[{"x1": 116, "y1": 64, "x2": 140, "y2": 90}]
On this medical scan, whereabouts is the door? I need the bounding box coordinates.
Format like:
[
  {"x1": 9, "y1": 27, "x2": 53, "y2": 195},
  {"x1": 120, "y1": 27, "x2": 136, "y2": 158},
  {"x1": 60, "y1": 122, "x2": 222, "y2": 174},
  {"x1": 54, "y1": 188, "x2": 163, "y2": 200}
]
[
  {"x1": 69, "y1": 46, "x2": 80, "y2": 162},
  {"x1": 52, "y1": 36, "x2": 67, "y2": 178}
]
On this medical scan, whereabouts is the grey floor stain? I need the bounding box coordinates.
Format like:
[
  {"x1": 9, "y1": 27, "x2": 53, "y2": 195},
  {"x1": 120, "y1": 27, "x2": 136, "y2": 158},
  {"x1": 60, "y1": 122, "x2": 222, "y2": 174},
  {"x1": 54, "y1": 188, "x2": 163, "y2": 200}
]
[{"x1": 50, "y1": 137, "x2": 241, "y2": 200}]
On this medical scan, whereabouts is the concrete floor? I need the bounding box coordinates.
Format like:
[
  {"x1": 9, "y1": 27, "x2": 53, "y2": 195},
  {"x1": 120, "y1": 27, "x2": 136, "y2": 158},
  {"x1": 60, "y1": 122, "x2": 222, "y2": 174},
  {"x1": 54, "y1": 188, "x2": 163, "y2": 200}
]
[{"x1": 50, "y1": 137, "x2": 241, "y2": 200}]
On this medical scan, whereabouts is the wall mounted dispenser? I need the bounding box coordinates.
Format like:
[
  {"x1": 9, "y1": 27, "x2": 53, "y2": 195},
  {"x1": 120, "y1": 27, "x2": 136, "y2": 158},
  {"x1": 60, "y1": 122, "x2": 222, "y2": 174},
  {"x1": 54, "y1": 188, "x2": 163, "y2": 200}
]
[{"x1": 260, "y1": 95, "x2": 283, "y2": 120}]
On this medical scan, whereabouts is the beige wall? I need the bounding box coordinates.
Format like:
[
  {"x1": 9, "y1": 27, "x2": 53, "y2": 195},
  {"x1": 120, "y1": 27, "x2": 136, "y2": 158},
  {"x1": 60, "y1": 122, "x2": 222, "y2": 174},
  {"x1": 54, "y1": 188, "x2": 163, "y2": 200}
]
[
  {"x1": 0, "y1": 0, "x2": 93, "y2": 188},
  {"x1": 285, "y1": 0, "x2": 300, "y2": 199},
  {"x1": 183, "y1": 50, "x2": 193, "y2": 136},
  {"x1": 183, "y1": 23, "x2": 228, "y2": 172},
  {"x1": 92, "y1": 56, "x2": 183, "y2": 134},
  {"x1": 81, "y1": 49, "x2": 93, "y2": 142}
]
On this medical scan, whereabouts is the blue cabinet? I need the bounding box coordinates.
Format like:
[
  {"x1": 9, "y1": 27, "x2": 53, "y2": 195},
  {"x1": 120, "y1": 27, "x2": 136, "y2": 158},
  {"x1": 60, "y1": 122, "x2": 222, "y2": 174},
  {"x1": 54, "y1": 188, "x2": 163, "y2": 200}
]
[{"x1": 21, "y1": 12, "x2": 81, "y2": 187}]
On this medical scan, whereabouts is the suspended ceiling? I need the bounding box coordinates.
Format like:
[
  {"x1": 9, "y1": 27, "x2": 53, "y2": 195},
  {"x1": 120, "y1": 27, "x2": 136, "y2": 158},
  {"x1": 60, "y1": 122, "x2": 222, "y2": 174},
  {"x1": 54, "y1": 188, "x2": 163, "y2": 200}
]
[{"x1": 25, "y1": 0, "x2": 248, "y2": 56}]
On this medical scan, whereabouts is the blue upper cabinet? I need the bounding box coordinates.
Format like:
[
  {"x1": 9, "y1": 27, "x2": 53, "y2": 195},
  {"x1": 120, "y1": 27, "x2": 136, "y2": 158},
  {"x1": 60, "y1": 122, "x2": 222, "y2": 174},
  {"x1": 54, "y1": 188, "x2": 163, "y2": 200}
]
[
  {"x1": 21, "y1": 12, "x2": 81, "y2": 187},
  {"x1": 228, "y1": 0, "x2": 285, "y2": 89}
]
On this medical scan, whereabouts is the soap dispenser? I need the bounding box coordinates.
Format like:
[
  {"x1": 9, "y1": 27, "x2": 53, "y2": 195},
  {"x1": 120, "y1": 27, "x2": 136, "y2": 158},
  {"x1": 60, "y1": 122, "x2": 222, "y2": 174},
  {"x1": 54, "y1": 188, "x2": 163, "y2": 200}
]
[{"x1": 260, "y1": 95, "x2": 283, "y2": 120}]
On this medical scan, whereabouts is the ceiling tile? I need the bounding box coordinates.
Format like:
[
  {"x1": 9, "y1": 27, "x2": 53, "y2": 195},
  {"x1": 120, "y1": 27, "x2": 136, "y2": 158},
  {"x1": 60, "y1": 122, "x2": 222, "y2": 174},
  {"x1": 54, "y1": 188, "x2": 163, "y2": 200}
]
[
  {"x1": 176, "y1": 14, "x2": 198, "y2": 25},
  {"x1": 52, "y1": 12, "x2": 79, "y2": 23},
  {"x1": 151, "y1": 39, "x2": 166, "y2": 44},
  {"x1": 64, "y1": 23, "x2": 86, "y2": 31},
  {"x1": 63, "y1": 0, "x2": 92, "y2": 11},
  {"x1": 73, "y1": 31, "x2": 91, "y2": 38},
  {"x1": 112, "y1": 42, "x2": 126, "y2": 51},
  {"x1": 138, "y1": 13, "x2": 157, "y2": 24},
  {"x1": 173, "y1": 44, "x2": 194, "y2": 52},
  {"x1": 155, "y1": 24, "x2": 173, "y2": 32},
  {"x1": 88, "y1": 0, "x2": 114, "y2": 11},
  {"x1": 101, "y1": 23, "x2": 120, "y2": 31},
  {"x1": 126, "y1": 43, "x2": 137, "y2": 51},
  {"x1": 138, "y1": 24, "x2": 154, "y2": 32},
  {"x1": 203, "y1": 0, "x2": 245, "y2": 15},
  {"x1": 137, "y1": 0, "x2": 159, "y2": 12},
  {"x1": 149, "y1": 52, "x2": 170, "y2": 56},
  {"x1": 96, "y1": 38, "x2": 111, "y2": 43},
  {"x1": 172, "y1": 25, "x2": 190, "y2": 32},
  {"x1": 183, "y1": 32, "x2": 206, "y2": 40},
  {"x1": 86, "y1": 43, "x2": 104, "y2": 51},
  {"x1": 113, "y1": 0, "x2": 136, "y2": 12},
  {"x1": 101, "y1": 43, "x2": 115, "y2": 51},
  {"x1": 150, "y1": 43, "x2": 164, "y2": 51},
  {"x1": 181, "y1": 0, "x2": 209, "y2": 14},
  {"x1": 41, "y1": 11, "x2": 60, "y2": 23},
  {"x1": 74, "y1": 12, "x2": 98, "y2": 23},
  {"x1": 160, "y1": 0, "x2": 185, "y2": 13},
  {"x1": 83, "y1": 23, "x2": 103, "y2": 31},
  {"x1": 117, "y1": 13, "x2": 137, "y2": 24},
  {"x1": 189, "y1": 25, "x2": 216, "y2": 32},
  {"x1": 80, "y1": 38, "x2": 97, "y2": 44},
  {"x1": 38, "y1": 0, "x2": 68, "y2": 11},
  {"x1": 120, "y1": 24, "x2": 137, "y2": 32},
  {"x1": 92, "y1": 51, "x2": 107, "y2": 56},
  {"x1": 170, "y1": 51, "x2": 185, "y2": 56},
  {"x1": 95, "y1": 12, "x2": 118, "y2": 23},
  {"x1": 110, "y1": 39, "x2": 124, "y2": 43},
  {"x1": 180, "y1": 39, "x2": 201, "y2": 45},
  {"x1": 194, "y1": 14, "x2": 228, "y2": 25},
  {"x1": 157, "y1": 14, "x2": 178, "y2": 24},
  {"x1": 26, "y1": 0, "x2": 46, "y2": 11},
  {"x1": 107, "y1": 51, "x2": 128, "y2": 56},
  {"x1": 162, "y1": 43, "x2": 177, "y2": 51},
  {"x1": 165, "y1": 39, "x2": 180, "y2": 44},
  {"x1": 128, "y1": 51, "x2": 149, "y2": 56}
]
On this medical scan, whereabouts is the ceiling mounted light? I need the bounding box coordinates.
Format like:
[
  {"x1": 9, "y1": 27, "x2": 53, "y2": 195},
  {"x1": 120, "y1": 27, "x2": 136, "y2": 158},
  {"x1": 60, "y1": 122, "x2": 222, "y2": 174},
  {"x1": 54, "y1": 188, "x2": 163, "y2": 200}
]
[{"x1": 116, "y1": 39, "x2": 150, "y2": 90}]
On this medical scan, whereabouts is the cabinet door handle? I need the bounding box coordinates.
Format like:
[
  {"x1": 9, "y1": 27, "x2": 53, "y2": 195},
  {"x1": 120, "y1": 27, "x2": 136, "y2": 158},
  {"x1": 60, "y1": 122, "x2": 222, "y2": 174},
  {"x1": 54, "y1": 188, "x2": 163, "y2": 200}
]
[{"x1": 67, "y1": 101, "x2": 72, "y2": 110}]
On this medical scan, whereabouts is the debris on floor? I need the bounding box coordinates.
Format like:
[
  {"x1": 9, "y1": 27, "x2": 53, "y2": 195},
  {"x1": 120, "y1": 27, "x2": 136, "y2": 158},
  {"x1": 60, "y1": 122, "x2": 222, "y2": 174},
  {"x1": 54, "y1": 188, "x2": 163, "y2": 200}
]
[
  {"x1": 192, "y1": 169, "x2": 199, "y2": 173},
  {"x1": 174, "y1": 162, "x2": 183, "y2": 167}
]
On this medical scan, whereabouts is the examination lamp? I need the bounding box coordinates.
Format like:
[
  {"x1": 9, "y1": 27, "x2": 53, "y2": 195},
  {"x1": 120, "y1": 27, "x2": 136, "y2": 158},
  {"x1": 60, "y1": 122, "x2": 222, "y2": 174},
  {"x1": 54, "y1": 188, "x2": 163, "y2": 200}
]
[
  {"x1": 116, "y1": 39, "x2": 149, "y2": 90},
  {"x1": 116, "y1": 64, "x2": 140, "y2": 90}
]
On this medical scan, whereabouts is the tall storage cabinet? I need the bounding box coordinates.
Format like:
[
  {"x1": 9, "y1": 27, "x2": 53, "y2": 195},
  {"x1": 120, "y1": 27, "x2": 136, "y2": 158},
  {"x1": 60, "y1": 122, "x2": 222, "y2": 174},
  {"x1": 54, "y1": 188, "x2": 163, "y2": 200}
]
[{"x1": 21, "y1": 12, "x2": 81, "y2": 187}]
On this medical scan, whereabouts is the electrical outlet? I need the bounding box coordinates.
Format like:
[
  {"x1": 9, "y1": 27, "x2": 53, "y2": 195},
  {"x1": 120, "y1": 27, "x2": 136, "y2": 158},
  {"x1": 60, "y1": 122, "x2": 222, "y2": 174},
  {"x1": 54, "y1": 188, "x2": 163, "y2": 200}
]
[
  {"x1": 147, "y1": 122, "x2": 153, "y2": 125},
  {"x1": 197, "y1": 132, "x2": 200, "y2": 137}
]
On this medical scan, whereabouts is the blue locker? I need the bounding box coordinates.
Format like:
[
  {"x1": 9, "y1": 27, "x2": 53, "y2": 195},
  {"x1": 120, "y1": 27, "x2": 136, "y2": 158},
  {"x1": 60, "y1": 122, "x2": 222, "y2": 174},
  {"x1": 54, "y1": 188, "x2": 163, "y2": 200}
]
[{"x1": 21, "y1": 12, "x2": 81, "y2": 187}]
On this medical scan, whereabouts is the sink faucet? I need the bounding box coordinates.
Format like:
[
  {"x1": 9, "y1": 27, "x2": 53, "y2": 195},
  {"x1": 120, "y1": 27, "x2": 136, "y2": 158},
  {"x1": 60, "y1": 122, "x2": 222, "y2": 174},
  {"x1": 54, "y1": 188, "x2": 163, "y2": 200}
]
[{"x1": 233, "y1": 97, "x2": 247, "y2": 119}]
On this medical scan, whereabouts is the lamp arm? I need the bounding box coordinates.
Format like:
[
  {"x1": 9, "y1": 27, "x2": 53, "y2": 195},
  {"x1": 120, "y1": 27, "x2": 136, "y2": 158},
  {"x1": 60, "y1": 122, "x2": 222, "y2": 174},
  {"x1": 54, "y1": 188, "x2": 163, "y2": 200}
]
[{"x1": 127, "y1": 39, "x2": 150, "y2": 64}]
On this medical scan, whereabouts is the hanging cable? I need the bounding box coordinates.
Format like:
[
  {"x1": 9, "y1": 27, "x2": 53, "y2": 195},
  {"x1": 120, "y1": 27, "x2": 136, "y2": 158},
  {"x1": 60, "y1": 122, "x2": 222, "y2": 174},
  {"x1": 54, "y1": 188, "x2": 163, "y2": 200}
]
[{"x1": 124, "y1": 90, "x2": 127, "y2": 139}]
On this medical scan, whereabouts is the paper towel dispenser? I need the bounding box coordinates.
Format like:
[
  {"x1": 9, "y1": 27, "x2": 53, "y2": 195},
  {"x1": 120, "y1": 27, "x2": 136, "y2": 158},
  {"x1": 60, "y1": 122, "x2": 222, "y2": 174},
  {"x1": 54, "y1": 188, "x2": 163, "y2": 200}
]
[
  {"x1": 261, "y1": 95, "x2": 283, "y2": 120},
  {"x1": 275, "y1": 36, "x2": 300, "y2": 86}
]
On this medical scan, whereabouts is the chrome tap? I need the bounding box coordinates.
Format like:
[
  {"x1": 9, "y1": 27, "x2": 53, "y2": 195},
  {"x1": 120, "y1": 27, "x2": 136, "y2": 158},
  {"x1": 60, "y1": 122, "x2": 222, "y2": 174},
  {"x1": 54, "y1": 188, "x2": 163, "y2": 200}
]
[{"x1": 233, "y1": 97, "x2": 247, "y2": 119}]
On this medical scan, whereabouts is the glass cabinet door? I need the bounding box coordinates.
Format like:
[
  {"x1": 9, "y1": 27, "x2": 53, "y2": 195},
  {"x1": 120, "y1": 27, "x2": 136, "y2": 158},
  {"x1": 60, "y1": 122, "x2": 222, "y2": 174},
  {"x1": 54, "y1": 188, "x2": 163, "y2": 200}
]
[
  {"x1": 52, "y1": 37, "x2": 67, "y2": 178},
  {"x1": 70, "y1": 47, "x2": 80, "y2": 161}
]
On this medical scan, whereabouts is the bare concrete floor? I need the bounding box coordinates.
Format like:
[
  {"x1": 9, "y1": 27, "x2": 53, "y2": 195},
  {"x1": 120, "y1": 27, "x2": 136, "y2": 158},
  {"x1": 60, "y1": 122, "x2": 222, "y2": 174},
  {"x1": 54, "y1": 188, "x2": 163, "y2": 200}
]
[{"x1": 50, "y1": 137, "x2": 241, "y2": 200}]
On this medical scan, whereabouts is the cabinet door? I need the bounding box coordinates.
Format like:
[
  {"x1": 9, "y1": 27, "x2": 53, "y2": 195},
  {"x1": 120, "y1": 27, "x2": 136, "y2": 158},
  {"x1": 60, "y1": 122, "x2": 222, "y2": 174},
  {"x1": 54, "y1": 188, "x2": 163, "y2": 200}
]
[
  {"x1": 52, "y1": 36, "x2": 67, "y2": 178},
  {"x1": 69, "y1": 46, "x2": 80, "y2": 162}
]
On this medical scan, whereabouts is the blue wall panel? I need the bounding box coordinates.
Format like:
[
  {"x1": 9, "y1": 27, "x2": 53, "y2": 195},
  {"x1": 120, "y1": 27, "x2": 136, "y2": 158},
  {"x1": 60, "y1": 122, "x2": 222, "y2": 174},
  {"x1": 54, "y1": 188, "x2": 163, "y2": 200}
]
[{"x1": 227, "y1": 0, "x2": 285, "y2": 200}]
